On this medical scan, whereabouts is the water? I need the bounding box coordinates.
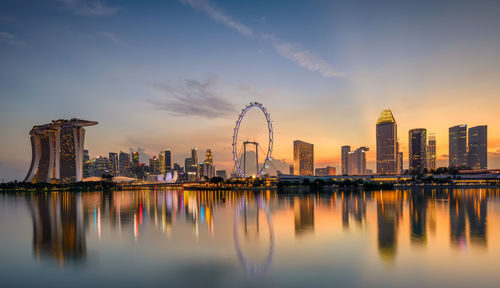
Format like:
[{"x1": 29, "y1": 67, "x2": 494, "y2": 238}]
[{"x1": 1, "y1": 188, "x2": 499, "y2": 288}]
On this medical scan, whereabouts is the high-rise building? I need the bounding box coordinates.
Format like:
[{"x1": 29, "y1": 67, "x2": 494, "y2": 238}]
[
  {"x1": 216, "y1": 170, "x2": 227, "y2": 179},
  {"x1": 341, "y1": 146, "x2": 351, "y2": 175},
  {"x1": 315, "y1": 166, "x2": 336, "y2": 176},
  {"x1": 409, "y1": 129, "x2": 427, "y2": 174},
  {"x1": 183, "y1": 148, "x2": 199, "y2": 179},
  {"x1": 24, "y1": 119, "x2": 98, "y2": 183},
  {"x1": 109, "y1": 152, "x2": 119, "y2": 176},
  {"x1": 293, "y1": 140, "x2": 314, "y2": 176},
  {"x1": 397, "y1": 151, "x2": 403, "y2": 174},
  {"x1": 449, "y1": 125, "x2": 467, "y2": 168},
  {"x1": 131, "y1": 151, "x2": 139, "y2": 178},
  {"x1": 427, "y1": 134, "x2": 436, "y2": 171},
  {"x1": 149, "y1": 156, "x2": 160, "y2": 174},
  {"x1": 468, "y1": 125, "x2": 487, "y2": 170},
  {"x1": 159, "y1": 151, "x2": 165, "y2": 176},
  {"x1": 83, "y1": 149, "x2": 90, "y2": 178},
  {"x1": 119, "y1": 152, "x2": 131, "y2": 177},
  {"x1": 348, "y1": 147, "x2": 368, "y2": 175},
  {"x1": 164, "y1": 150, "x2": 171, "y2": 173},
  {"x1": 92, "y1": 156, "x2": 110, "y2": 177},
  {"x1": 204, "y1": 149, "x2": 215, "y2": 178},
  {"x1": 376, "y1": 109, "x2": 398, "y2": 174}
]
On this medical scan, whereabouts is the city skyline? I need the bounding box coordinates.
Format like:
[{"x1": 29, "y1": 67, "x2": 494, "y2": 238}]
[{"x1": 1, "y1": 0, "x2": 500, "y2": 181}]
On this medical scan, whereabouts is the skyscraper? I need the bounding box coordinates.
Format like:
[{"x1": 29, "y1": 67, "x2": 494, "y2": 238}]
[
  {"x1": 159, "y1": 150, "x2": 172, "y2": 176},
  {"x1": 109, "y1": 152, "x2": 119, "y2": 176},
  {"x1": 449, "y1": 125, "x2": 467, "y2": 168},
  {"x1": 119, "y1": 152, "x2": 131, "y2": 177},
  {"x1": 204, "y1": 149, "x2": 215, "y2": 178},
  {"x1": 376, "y1": 109, "x2": 397, "y2": 174},
  {"x1": 341, "y1": 145, "x2": 351, "y2": 175},
  {"x1": 348, "y1": 147, "x2": 369, "y2": 175},
  {"x1": 409, "y1": 129, "x2": 427, "y2": 174},
  {"x1": 164, "y1": 150, "x2": 172, "y2": 173},
  {"x1": 24, "y1": 119, "x2": 98, "y2": 183},
  {"x1": 149, "y1": 156, "x2": 160, "y2": 174},
  {"x1": 468, "y1": 125, "x2": 487, "y2": 169},
  {"x1": 427, "y1": 134, "x2": 436, "y2": 171},
  {"x1": 396, "y1": 141, "x2": 403, "y2": 174},
  {"x1": 293, "y1": 140, "x2": 314, "y2": 176}
]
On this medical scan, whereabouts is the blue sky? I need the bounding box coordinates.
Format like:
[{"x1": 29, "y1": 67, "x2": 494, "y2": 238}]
[{"x1": 1, "y1": 0, "x2": 500, "y2": 181}]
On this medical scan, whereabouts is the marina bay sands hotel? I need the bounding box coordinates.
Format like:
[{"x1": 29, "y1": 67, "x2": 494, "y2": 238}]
[{"x1": 24, "y1": 119, "x2": 98, "y2": 183}]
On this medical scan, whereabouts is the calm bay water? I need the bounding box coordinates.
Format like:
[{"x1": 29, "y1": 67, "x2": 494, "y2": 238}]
[{"x1": 1, "y1": 188, "x2": 499, "y2": 287}]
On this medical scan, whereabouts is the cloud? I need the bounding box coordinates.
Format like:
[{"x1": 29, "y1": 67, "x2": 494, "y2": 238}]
[
  {"x1": 99, "y1": 31, "x2": 118, "y2": 43},
  {"x1": 180, "y1": 0, "x2": 343, "y2": 78},
  {"x1": 58, "y1": 0, "x2": 120, "y2": 16},
  {"x1": 147, "y1": 76, "x2": 235, "y2": 119},
  {"x1": 179, "y1": 0, "x2": 252, "y2": 36},
  {"x1": 263, "y1": 34, "x2": 344, "y2": 78},
  {"x1": 0, "y1": 32, "x2": 27, "y2": 48}
]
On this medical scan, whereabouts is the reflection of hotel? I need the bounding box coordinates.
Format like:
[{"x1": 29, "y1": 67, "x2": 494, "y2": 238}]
[
  {"x1": 24, "y1": 119, "x2": 98, "y2": 183},
  {"x1": 376, "y1": 191, "x2": 403, "y2": 263},
  {"x1": 294, "y1": 196, "x2": 314, "y2": 235},
  {"x1": 30, "y1": 194, "x2": 86, "y2": 265}
]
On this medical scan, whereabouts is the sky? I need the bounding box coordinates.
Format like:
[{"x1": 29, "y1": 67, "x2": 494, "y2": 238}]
[{"x1": 1, "y1": 0, "x2": 500, "y2": 181}]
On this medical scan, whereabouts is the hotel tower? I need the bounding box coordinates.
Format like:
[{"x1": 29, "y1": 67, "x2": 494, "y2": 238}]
[{"x1": 24, "y1": 119, "x2": 98, "y2": 183}]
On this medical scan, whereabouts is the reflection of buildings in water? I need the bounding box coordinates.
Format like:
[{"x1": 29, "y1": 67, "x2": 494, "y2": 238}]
[
  {"x1": 342, "y1": 193, "x2": 367, "y2": 229},
  {"x1": 376, "y1": 191, "x2": 403, "y2": 263},
  {"x1": 294, "y1": 196, "x2": 314, "y2": 235},
  {"x1": 427, "y1": 198, "x2": 437, "y2": 236},
  {"x1": 410, "y1": 193, "x2": 427, "y2": 244},
  {"x1": 30, "y1": 193, "x2": 86, "y2": 266},
  {"x1": 466, "y1": 192, "x2": 487, "y2": 246},
  {"x1": 234, "y1": 198, "x2": 274, "y2": 278},
  {"x1": 449, "y1": 190, "x2": 488, "y2": 248}
]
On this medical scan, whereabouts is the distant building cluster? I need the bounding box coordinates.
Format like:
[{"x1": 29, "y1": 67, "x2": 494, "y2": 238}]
[
  {"x1": 84, "y1": 147, "x2": 224, "y2": 183},
  {"x1": 291, "y1": 108, "x2": 489, "y2": 177}
]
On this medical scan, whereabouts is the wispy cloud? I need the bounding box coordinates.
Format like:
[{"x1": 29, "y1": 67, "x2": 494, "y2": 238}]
[
  {"x1": 0, "y1": 32, "x2": 27, "y2": 48},
  {"x1": 58, "y1": 0, "x2": 120, "y2": 16},
  {"x1": 180, "y1": 0, "x2": 343, "y2": 78},
  {"x1": 99, "y1": 31, "x2": 118, "y2": 43},
  {"x1": 263, "y1": 34, "x2": 344, "y2": 78},
  {"x1": 180, "y1": 0, "x2": 252, "y2": 36},
  {"x1": 147, "y1": 76, "x2": 235, "y2": 119}
]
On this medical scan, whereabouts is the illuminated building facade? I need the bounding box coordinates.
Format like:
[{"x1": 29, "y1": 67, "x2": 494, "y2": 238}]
[
  {"x1": 315, "y1": 166, "x2": 336, "y2": 176},
  {"x1": 468, "y1": 125, "x2": 487, "y2": 170},
  {"x1": 149, "y1": 156, "x2": 160, "y2": 174},
  {"x1": 109, "y1": 152, "x2": 119, "y2": 176},
  {"x1": 409, "y1": 128, "x2": 427, "y2": 174},
  {"x1": 24, "y1": 119, "x2": 98, "y2": 183},
  {"x1": 204, "y1": 149, "x2": 215, "y2": 178},
  {"x1": 293, "y1": 140, "x2": 314, "y2": 176},
  {"x1": 376, "y1": 109, "x2": 398, "y2": 174},
  {"x1": 348, "y1": 147, "x2": 369, "y2": 175},
  {"x1": 119, "y1": 151, "x2": 131, "y2": 177},
  {"x1": 341, "y1": 145, "x2": 350, "y2": 175},
  {"x1": 449, "y1": 125, "x2": 468, "y2": 168},
  {"x1": 427, "y1": 134, "x2": 437, "y2": 171}
]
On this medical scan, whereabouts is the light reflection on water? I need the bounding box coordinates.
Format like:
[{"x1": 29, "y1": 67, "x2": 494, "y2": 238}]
[{"x1": 0, "y1": 188, "x2": 500, "y2": 287}]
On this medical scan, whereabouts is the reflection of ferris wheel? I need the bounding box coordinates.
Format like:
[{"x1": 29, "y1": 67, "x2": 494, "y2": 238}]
[
  {"x1": 232, "y1": 102, "x2": 274, "y2": 177},
  {"x1": 234, "y1": 198, "x2": 274, "y2": 277}
]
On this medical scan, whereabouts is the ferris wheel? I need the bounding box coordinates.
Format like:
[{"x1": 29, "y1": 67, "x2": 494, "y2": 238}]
[{"x1": 232, "y1": 102, "x2": 274, "y2": 177}]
